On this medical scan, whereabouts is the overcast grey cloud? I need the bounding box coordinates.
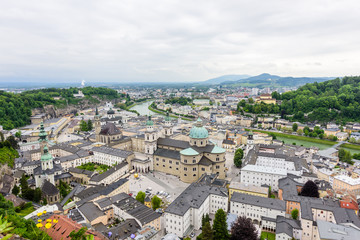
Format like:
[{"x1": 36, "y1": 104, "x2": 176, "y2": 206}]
[{"x1": 0, "y1": 0, "x2": 359, "y2": 83}]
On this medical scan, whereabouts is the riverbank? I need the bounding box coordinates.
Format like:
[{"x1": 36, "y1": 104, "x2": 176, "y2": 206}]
[
  {"x1": 148, "y1": 104, "x2": 194, "y2": 121},
  {"x1": 127, "y1": 99, "x2": 154, "y2": 109},
  {"x1": 247, "y1": 129, "x2": 336, "y2": 146}
]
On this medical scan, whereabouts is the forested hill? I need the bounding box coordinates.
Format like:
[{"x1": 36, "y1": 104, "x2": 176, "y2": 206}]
[
  {"x1": 0, "y1": 87, "x2": 123, "y2": 130},
  {"x1": 275, "y1": 76, "x2": 360, "y2": 123},
  {"x1": 238, "y1": 76, "x2": 360, "y2": 124}
]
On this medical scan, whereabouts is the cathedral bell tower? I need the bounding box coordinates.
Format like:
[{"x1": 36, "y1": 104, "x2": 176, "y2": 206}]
[
  {"x1": 164, "y1": 112, "x2": 173, "y2": 137},
  {"x1": 145, "y1": 116, "x2": 157, "y2": 157}
]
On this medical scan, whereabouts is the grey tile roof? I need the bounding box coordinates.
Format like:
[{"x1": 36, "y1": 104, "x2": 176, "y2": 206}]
[
  {"x1": 69, "y1": 208, "x2": 85, "y2": 222},
  {"x1": 54, "y1": 172, "x2": 73, "y2": 180},
  {"x1": 110, "y1": 192, "x2": 132, "y2": 204},
  {"x1": 165, "y1": 182, "x2": 228, "y2": 216},
  {"x1": 300, "y1": 197, "x2": 340, "y2": 220},
  {"x1": 114, "y1": 195, "x2": 161, "y2": 225},
  {"x1": 99, "y1": 178, "x2": 129, "y2": 196},
  {"x1": 34, "y1": 163, "x2": 63, "y2": 176},
  {"x1": 275, "y1": 216, "x2": 298, "y2": 237},
  {"x1": 332, "y1": 208, "x2": 360, "y2": 228},
  {"x1": 157, "y1": 138, "x2": 189, "y2": 149},
  {"x1": 42, "y1": 180, "x2": 59, "y2": 196},
  {"x1": 75, "y1": 185, "x2": 105, "y2": 200},
  {"x1": 100, "y1": 122, "x2": 122, "y2": 135},
  {"x1": 95, "y1": 197, "x2": 112, "y2": 210},
  {"x1": 278, "y1": 177, "x2": 303, "y2": 201},
  {"x1": 199, "y1": 156, "x2": 212, "y2": 166},
  {"x1": 222, "y1": 139, "x2": 235, "y2": 145},
  {"x1": 69, "y1": 167, "x2": 94, "y2": 177},
  {"x1": 231, "y1": 192, "x2": 285, "y2": 211},
  {"x1": 103, "y1": 219, "x2": 140, "y2": 240},
  {"x1": 92, "y1": 146, "x2": 133, "y2": 158},
  {"x1": 90, "y1": 161, "x2": 128, "y2": 183},
  {"x1": 154, "y1": 148, "x2": 180, "y2": 160},
  {"x1": 79, "y1": 202, "x2": 106, "y2": 222},
  {"x1": 317, "y1": 220, "x2": 360, "y2": 240}
]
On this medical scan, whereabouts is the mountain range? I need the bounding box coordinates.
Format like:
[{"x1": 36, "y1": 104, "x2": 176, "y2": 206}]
[{"x1": 201, "y1": 73, "x2": 335, "y2": 87}]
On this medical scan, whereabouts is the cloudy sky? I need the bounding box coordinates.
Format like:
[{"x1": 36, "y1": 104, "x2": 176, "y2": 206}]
[{"x1": 0, "y1": 0, "x2": 359, "y2": 83}]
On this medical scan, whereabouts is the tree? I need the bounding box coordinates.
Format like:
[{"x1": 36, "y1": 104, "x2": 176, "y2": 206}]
[
  {"x1": 136, "y1": 191, "x2": 146, "y2": 204},
  {"x1": 202, "y1": 221, "x2": 213, "y2": 240},
  {"x1": 87, "y1": 120, "x2": 93, "y2": 131},
  {"x1": 213, "y1": 209, "x2": 229, "y2": 240},
  {"x1": 151, "y1": 195, "x2": 161, "y2": 210},
  {"x1": 300, "y1": 180, "x2": 319, "y2": 198},
  {"x1": 15, "y1": 131, "x2": 21, "y2": 139},
  {"x1": 79, "y1": 120, "x2": 88, "y2": 131},
  {"x1": 338, "y1": 148, "x2": 353, "y2": 164},
  {"x1": 297, "y1": 129, "x2": 303, "y2": 135},
  {"x1": 291, "y1": 208, "x2": 299, "y2": 220},
  {"x1": 202, "y1": 213, "x2": 210, "y2": 227},
  {"x1": 33, "y1": 188, "x2": 42, "y2": 203},
  {"x1": 292, "y1": 123, "x2": 298, "y2": 132},
  {"x1": 349, "y1": 137, "x2": 356, "y2": 143},
  {"x1": 230, "y1": 216, "x2": 257, "y2": 240},
  {"x1": 69, "y1": 227, "x2": 93, "y2": 240},
  {"x1": 6, "y1": 136, "x2": 18, "y2": 149},
  {"x1": 248, "y1": 98, "x2": 254, "y2": 104},
  {"x1": 58, "y1": 180, "x2": 71, "y2": 199},
  {"x1": 233, "y1": 148, "x2": 244, "y2": 168},
  {"x1": 12, "y1": 185, "x2": 20, "y2": 196},
  {"x1": 20, "y1": 174, "x2": 28, "y2": 193}
]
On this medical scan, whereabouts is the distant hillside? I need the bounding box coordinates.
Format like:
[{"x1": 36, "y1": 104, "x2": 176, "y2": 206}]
[
  {"x1": 221, "y1": 73, "x2": 334, "y2": 87},
  {"x1": 199, "y1": 74, "x2": 251, "y2": 85},
  {"x1": 0, "y1": 87, "x2": 123, "y2": 130},
  {"x1": 239, "y1": 76, "x2": 360, "y2": 124}
]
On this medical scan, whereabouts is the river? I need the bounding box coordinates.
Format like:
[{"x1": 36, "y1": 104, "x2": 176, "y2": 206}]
[{"x1": 130, "y1": 101, "x2": 156, "y2": 116}]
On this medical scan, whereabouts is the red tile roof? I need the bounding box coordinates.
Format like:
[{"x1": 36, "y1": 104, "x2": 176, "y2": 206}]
[
  {"x1": 340, "y1": 199, "x2": 359, "y2": 211},
  {"x1": 39, "y1": 214, "x2": 107, "y2": 240}
]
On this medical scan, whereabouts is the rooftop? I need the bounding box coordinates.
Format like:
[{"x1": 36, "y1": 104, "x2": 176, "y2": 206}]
[{"x1": 231, "y1": 192, "x2": 285, "y2": 211}]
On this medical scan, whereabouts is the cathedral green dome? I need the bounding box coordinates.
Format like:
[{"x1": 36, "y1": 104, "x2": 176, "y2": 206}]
[{"x1": 189, "y1": 118, "x2": 209, "y2": 139}]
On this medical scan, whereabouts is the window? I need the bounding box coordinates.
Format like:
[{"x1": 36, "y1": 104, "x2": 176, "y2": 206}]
[
  {"x1": 163, "y1": 159, "x2": 165, "y2": 162},
  {"x1": 184, "y1": 160, "x2": 187, "y2": 163},
  {"x1": 184, "y1": 167, "x2": 187, "y2": 171},
  {"x1": 193, "y1": 160, "x2": 196, "y2": 163},
  {"x1": 193, "y1": 168, "x2": 196, "y2": 171},
  {"x1": 169, "y1": 160, "x2": 172, "y2": 164},
  {"x1": 201, "y1": 168, "x2": 205, "y2": 171},
  {"x1": 176, "y1": 162, "x2": 179, "y2": 165}
]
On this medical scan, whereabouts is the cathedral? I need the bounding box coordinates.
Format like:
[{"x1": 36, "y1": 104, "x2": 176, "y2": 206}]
[
  {"x1": 94, "y1": 108, "x2": 226, "y2": 183},
  {"x1": 150, "y1": 117, "x2": 227, "y2": 183}
]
